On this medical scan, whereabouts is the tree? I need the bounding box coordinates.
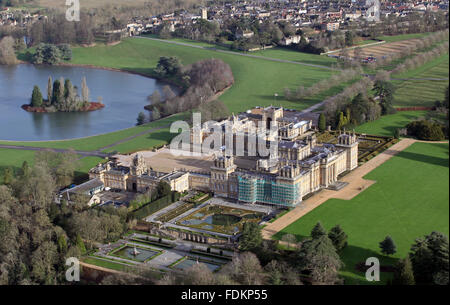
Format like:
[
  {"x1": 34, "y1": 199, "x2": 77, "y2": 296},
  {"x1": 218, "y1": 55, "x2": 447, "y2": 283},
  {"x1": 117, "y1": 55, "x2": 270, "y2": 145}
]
[
  {"x1": 379, "y1": 236, "x2": 397, "y2": 256},
  {"x1": 392, "y1": 257, "x2": 415, "y2": 285},
  {"x1": 21, "y1": 161, "x2": 31, "y2": 178},
  {"x1": 318, "y1": 113, "x2": 326, "y2": 131},
  {"x1": 152, "y1": 108, "x2": 161, "y2": 121},
  {"x1": 239, "y1": 222, "x2": 263, "y2": 251},
  {"x1": 410, "y1": 231, "x2": 449, "y2": 285},
  {"x1": 328, "y1": 225, "x2": 348, "y2": 252},
  {"x1": 31, "y1": 86, "x2": 43, "y2": 107},
  {"x1": 58, "y1": 44, "x2": 72, "y2": 61},
  {"x1": 81, "y1": 76, "x2": 89, "y2": 102},
  {"x1": 2, "y1": 167, "x2": 13, "y2": 185},
  {"x1": 51, "y1": 80, "x2": 63, "y2": 105},
  {"x1": 0, "y1": 36, "x2": 18, "y2": 65},
  {"x1": 373, "y1": 80, "x2": 396, "y2": 115},
  {"x1": 297, "y1": 234, "x2": 343, "y2": 284},
  {"x1": 345, "y1": 31, "x2": 354, "y2": 47},
  {"x1": 221, "y1": 252, "x2": 264, "y2": 285},
  {"x1": 47, "y1": 76, "x2": 53, "y2": 102},
  {"x1": 33, "y1": 43, "x2": 62, "y2": 65},
  {"x1": 149, "y1": 90, "x2": 161, "y2": 105},
  {"x1": 155, "y1": 181, "x2": 171, "y2": 198},
  {"x1": 76, "y1": 234, "x2": 86, "y2": 254},
  {"x1": 154, "y1": 56, "x2": 182, "y2": 78},
  {"x1": 311, "y1": 222, "x2": 327, "y2": 239},
  {"x1": 136, "y1": 112, "x2": 146, "y2": 126},
  {"x1": 409, "y1": 120, "x2": 445, "y2": 141}
]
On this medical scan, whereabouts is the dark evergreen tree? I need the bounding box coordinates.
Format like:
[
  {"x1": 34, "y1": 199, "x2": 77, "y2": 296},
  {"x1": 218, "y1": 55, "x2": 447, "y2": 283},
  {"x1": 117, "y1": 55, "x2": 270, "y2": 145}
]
[
  {"x1": 328, "y1": 225, "x2": 348, "y2": 251},
  {"x1": 379, "y1": 236, "x2": 397, "y2": 256},
  {"x1": 297, "y1": 234, "x2": 343, "y2": 284},
  {"x1": 239, "y1": 222, "x2": 263, "y2": 251},
  {"x1": 392, "y1": 257, "x2": 415, "y2": 285},
  {"x1": 136, "y1": 112, "x2": 146, "y2": 125},
  {"x1": 311, "y1": 222, "x2": 327, "y2": 239},
  {"x1": 31, "y1": 85, "x2": 43, "y2": 107},
  {"x1": 318, "y1": 113, "x2": 326, "y2": 131},
  {"x1": 410, "y1": 231, "x2": 449, "y2": 285}
]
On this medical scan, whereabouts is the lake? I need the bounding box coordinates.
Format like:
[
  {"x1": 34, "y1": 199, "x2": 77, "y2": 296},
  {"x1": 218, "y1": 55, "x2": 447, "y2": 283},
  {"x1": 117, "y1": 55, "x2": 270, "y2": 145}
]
[{"x1": 0, "y1": 64, "x2": 174, "y2": 141}]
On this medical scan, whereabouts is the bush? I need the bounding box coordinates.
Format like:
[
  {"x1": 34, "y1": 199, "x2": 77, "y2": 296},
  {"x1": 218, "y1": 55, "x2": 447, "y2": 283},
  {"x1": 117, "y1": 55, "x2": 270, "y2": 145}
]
[
  {"x1": 130, "y1": 192, "x2": 180, "y2": 219},
  {"x1": 406, "y1": 120, "x2": 446, "y2": 141}
]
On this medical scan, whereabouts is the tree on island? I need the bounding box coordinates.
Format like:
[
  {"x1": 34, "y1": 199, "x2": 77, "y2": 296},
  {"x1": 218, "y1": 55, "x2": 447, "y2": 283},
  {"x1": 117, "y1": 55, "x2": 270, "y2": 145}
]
[
  {"x1": 47, "y1": 76, "x2": 53, "y2": 102},
  {"x1": 81, "y1": 76, "x2": 89, "y2": 102},
  {"x1": 27, "y1": 76, "x2": 100, "y2": 112},
  {"x1": 31, "y1": 86, "x2": 43, "y2": 107},
  {"x1": 379, "y1": 236, "x2": 397, "y2": 256}
]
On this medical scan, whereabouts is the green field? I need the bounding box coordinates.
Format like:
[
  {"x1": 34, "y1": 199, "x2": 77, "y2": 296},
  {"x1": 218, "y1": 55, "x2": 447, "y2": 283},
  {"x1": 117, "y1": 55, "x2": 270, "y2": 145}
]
[
  {"x1": 0, "y1": 149, "x2": 36, "y2": 183},
  {"x1": 0, "y1": 149, "x2": 104, "y2": 183},
  {"x1": 0, "y1": 113, "x2": 187, "y2": 151},
  {"x1": 392, "y1": 53, "x2": 449, "y2": 80},
  {"x1": 275, "y1": 142, "x2": 449, "y2": 284},
  {"x1": 355, "y1": 111, "x2": 428, "y2": 136},
  {"x1": 391, "y1": 53, "x2": 449, "y2": 107},
  {"x1": 376, "y1": 32, "x2": 432, "y2": 43},
  {"x1": 69, "y1": 37, "x2": 337, "y2": 114}
]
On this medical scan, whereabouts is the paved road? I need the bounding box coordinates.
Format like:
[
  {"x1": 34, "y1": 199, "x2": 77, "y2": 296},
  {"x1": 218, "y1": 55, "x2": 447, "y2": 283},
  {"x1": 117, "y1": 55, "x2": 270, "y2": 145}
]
[{"x1": 136, "y1": 36, "x2": 336, "y2": 71}]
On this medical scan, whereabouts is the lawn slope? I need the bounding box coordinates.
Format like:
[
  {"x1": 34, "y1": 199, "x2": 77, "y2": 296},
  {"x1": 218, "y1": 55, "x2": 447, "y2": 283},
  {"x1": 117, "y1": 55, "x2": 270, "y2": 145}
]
[{"x1": 275, "y1": 142, "x2": 449, "y2": 284}]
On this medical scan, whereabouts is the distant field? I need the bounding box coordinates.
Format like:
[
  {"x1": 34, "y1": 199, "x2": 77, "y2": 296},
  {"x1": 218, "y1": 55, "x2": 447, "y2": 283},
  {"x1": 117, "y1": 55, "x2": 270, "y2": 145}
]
[
  {"x1": 275, "y1": 142, "x2": 449, "y2": 284},
  {"x1": 392, "y1": 52, "x2": 449, "y2": 79},
  {"x1": 376, "y1": 32, "x2": 432, "y2": 43},
  {"x1": 347, "y1": 39, "x2": 423, "y2": 59},
  {"x1": 355, "y1": 111, "x2": 428, "y2": 136}
]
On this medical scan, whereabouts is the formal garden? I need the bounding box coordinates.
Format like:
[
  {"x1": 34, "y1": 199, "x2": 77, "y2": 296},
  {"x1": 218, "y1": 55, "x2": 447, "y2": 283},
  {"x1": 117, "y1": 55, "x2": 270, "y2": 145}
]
[
  {"x1": 316, "y1": 130, "x2": 398, "y2": 164},
  {"x1": 176, "y1": 204, "x2": 265, "y2": 235}
]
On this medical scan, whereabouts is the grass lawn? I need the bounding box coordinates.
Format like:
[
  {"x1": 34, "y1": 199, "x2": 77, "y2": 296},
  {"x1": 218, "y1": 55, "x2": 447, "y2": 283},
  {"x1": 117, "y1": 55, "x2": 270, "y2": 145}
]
[
  {"x1": 376, "y1": 32, "x2": 432, "y2": 43},
  {"x1": 355, "y1": 111, "x2": 428, "y2": 136},
  {"x1": 69, "y1": 37, "x2": 337, "y2": 114},
  {"x1": 274, "y1": 142, "x2": 449, "y2": 284},
  {"x1": 391, "y1": 53, "x2": 449, "y2": 108},
  {"x1": 0, "y1": 113, "x2": 187, "y2": 151},
  {"x1": 82, "y1": 257, "x2": 132, "y2": 272},
  {"x1": 391, "y1": 52, "x2": 449, "y2": 79},
  {"x1": 0, "y1": 149, "x2": 36, "y2": 183}
]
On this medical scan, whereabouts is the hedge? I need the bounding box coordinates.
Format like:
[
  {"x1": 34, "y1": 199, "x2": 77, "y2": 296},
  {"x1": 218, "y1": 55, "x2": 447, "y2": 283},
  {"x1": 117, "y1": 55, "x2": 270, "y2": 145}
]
[{"x1": 131, "y1": 192, "x2": 180, "y2": 219}]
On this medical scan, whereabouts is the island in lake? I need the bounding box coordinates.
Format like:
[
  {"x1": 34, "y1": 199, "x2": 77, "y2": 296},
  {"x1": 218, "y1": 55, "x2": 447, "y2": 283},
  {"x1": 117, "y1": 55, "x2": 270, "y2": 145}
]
[{"x1": 22, "y1": 76, "x2": 104, "y2": 113}]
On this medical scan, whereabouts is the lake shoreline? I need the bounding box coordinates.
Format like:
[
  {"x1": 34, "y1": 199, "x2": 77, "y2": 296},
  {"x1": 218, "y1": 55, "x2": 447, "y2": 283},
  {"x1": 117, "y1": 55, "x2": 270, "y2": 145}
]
[{"x1": 21, "y1": 102, "x2": 105, "y2": 113}]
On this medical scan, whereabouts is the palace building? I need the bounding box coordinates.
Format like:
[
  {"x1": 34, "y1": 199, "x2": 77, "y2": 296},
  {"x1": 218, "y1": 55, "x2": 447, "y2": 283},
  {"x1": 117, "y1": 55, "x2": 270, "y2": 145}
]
[{"x1": 88, "y1": 106, "x2": 358, "y2": 208}]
